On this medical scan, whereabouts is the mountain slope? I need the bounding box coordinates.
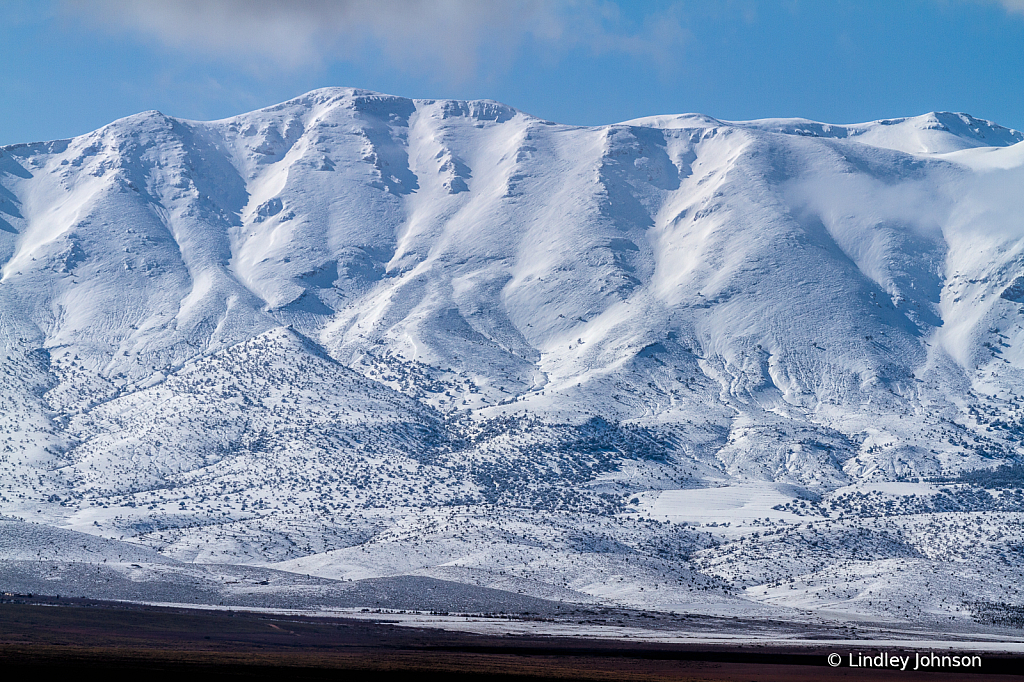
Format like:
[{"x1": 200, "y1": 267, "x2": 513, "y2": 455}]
[{"x1": 2, "y1": 88, "x2": 1024, "y2": 623}]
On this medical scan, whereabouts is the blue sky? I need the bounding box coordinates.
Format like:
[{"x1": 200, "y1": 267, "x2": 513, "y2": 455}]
[{"x1": 1, "y1": 0, "x2": 1022, "y2": 146}]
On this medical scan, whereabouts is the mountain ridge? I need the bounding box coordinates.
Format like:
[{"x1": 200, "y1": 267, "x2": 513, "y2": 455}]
[{"x1": 2, "y1": 88, "x2": 1024, "y2": 623}]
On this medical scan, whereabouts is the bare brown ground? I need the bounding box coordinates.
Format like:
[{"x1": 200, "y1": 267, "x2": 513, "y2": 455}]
[{"x1": 1, "y1": 596, "x2": 1021, "y2": 681}]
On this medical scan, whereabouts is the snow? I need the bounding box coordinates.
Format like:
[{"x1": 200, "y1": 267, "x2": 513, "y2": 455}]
[
  {"x1": 1, "y1": 87, "x2": 1024, "y2": 631},
  {"x1": 638, "y1": 484, "x2": 814, "y2": 525}
]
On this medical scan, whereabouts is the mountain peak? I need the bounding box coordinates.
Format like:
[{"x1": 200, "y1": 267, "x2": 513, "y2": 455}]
[
  {"x1": 3, "y1": 86, "x2": 1024, "y2": 624},
  {"x1": 622, "y1": 109, "x2": 1020, "y2": 154},
  {"x1": 729, "y1": 110, "x2": 1022, "y2": 153}
]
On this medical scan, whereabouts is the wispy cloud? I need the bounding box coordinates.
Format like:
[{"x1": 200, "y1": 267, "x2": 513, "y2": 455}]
[
  {"x1": 952, "y1": 0, "x2": 1024, "y2": 16},
  {"x1": 62, "y1": 0, "x2": 690, "y2": 82},
  {"x1": 993, "y1": 0, "x2": 1024, "y2": 13}
]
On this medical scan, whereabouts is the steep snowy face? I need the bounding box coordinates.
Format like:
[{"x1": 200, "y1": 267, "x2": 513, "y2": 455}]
[
  {"x1": 2, "y1": 87, "x2": 1024, "y2": 492},
  {"x1": 8, "y1": 90, "x2": 1024, "y2": 624}
]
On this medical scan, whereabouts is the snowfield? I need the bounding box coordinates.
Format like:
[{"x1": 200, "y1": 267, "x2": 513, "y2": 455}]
[{"x1": 1, "y1": 88, "x2": 1024, "y2": 635}]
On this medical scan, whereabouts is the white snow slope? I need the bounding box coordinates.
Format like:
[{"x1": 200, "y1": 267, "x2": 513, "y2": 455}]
[{"x1": 2, "y1": 89, "x2": 1024, "y2": 628}]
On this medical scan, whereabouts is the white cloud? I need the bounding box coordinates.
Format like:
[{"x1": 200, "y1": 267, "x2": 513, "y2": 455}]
[
  {"x1": 994, "y1": 0, "x2": 1024, "y2": 13},
  {"x1": 952, "y1": 0, "x2": 1024, "y2": 16},
  {"x1": 62, "y1": 0, "x2": 690, "y2": 81}
]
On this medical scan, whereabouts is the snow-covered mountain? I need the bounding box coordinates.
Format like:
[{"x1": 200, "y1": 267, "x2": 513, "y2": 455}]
[{"x1": 2, "y1": 88, "x2": 1024, "y2": 627}]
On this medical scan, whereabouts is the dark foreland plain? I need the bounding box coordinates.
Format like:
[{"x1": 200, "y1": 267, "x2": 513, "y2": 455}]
[{"x1": 1, "y1": 595, "x2": 1023, "y2": 681}]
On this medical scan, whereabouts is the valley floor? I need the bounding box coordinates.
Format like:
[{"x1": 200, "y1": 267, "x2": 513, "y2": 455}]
[{"x1": 2, "y1": 595, "x2": 1023, "y2": 681}]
